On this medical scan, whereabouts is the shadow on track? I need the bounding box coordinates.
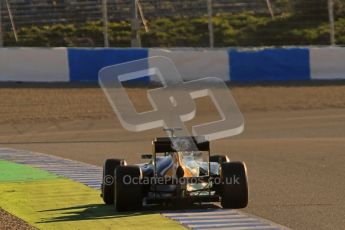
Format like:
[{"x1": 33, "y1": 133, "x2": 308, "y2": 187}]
[
  {"x1": 36, "y1": 203, "x2": 220, "y2": 223},
  {"x1": 2, "y1": 81, "x2": 345, "y2": 89}
]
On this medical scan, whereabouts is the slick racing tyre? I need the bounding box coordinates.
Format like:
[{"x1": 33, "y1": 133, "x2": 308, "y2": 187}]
[
  {"x1": 115, "y1": 165, "x2": 143, "y2": 211},
  {"x1": 102, "y1": 159, "x2": 126, "y2": 205},
  {"x1": 221, "y1": 161, "x2": 248, "y2": 209}
]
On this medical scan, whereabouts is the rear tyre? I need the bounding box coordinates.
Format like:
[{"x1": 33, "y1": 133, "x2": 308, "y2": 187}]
[
  {"x1": 210, "y1": 155, "x2": 230, "y2": 164},
  {"x1": 115, "y1": 165, "x2": 143, "y2": 211},
  {"x1": 221, "y1": 161, "x2": 248, "y2": 209},
  {"x1": 102, "y1": 159, "x2": 125, "y2": 205}
]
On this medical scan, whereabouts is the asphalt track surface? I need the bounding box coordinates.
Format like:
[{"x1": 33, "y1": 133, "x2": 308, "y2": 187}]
[{"x1": 0, "y1": 84, "x2": 345, "y2": 230}]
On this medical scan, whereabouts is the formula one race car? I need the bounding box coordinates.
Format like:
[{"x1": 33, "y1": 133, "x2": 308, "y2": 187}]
[{"x1": 101, "y1": 135, "x2": 248, "y2": 211}]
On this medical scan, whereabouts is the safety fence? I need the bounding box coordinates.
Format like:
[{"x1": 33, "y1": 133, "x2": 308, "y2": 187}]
[{"x1": 1, "y1": 0, "x2": 344, "y2": 47}]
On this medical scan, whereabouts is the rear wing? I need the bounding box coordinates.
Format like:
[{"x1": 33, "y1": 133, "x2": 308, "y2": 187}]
[{"x1": 153, "y1": 137, "x2": 209, "y2": 153}]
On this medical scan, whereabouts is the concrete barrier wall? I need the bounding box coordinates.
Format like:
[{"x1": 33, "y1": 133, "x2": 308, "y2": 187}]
[
  {"x1": 310, "y1": 47, "x2": 345, "y2": 80},
  {"x1": 149, "y1": 49, "x2": 229, "y2": 82},
  {"x1": 68, "y1": 48, "x2": 148, "y2": 82},
  {"x1": 0, "y1": 48, "x2": 69, "y2": 82},
  {"x1": 229, "y1": 48, "x2": 310, "y2": 82},
  {"x1": 0, "y1": 47, "x2": 345, "y2": 82}
]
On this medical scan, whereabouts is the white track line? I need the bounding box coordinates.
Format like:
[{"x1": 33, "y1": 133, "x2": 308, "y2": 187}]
[
  {"x1": 0, "y1": 147, "x2": 102, "y2": 189},
  {"x1": 0, "y1": 147, "x2": 290, "y2": 230},
  {"x1": 162, "y1": 209, "x2": 289, "y2": 230}
]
